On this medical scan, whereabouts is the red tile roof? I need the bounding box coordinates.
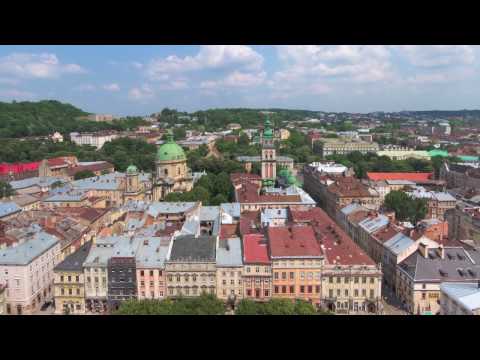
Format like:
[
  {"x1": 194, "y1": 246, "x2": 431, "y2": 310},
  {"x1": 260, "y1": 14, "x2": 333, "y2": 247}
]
[
  {"x1": 290, "y1": 207, "x2": 375, "y2": 266},
  {"x1": 239, "y1": 211, "x2": 261, "y2": 236},
  {"x1": 67, "y1": 162, "x2": 114, "y2": 176},
  {"x1": 219, "y1": 224, "x2": 239, "y2": 240},
  {"x1": 268, "y1": 226, "x2": 323, "y2": 258},
  {"x1": 243, "y1": 233, "x2": 270, "y2": 264},
  {"x1": 366, "y1": 172, "x2": 433, "y2": 182}
]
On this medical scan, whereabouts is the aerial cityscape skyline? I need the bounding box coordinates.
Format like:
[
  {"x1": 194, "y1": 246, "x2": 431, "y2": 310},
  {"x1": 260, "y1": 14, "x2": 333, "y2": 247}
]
[{"x1": 1, "y1": 45, "x2": 480, "y2": 115}]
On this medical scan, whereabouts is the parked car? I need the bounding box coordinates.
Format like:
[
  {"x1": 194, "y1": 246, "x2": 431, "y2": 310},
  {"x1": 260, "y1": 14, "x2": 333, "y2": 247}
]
[{"x1": 40, "y1": 301, "x2": 52, "y2": 311}]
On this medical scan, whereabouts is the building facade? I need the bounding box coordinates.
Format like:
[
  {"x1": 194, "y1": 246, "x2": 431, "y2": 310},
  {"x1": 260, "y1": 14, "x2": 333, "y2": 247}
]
[
  {"x1": 53, "y1": 242, "x2": 91, "y2": 314},
  {"x1": 0, "y1": 231, "x2": 61, "y2": 315},
  {"x1": 153, "y1": 134, "x2": 193, "y2": 201}
]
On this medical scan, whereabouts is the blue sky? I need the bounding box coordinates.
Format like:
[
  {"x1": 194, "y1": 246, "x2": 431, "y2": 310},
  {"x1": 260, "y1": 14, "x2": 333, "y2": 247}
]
[{"x1": 0, "y1": 45, "x2": 479, "y2": 116}]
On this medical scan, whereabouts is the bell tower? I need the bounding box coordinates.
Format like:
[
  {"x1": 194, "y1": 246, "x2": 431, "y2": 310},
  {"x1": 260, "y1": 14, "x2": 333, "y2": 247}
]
[{"x1": 261, "y1": 114, "x2": 276, "y2": 187}]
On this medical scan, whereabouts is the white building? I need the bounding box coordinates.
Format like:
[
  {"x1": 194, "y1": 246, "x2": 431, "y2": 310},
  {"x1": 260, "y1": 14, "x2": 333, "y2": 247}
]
[
  {"x1": 440, "y1": 282, "x2": 480, "y2": 315},
  {"x1": 51, "y1": 132, "x2": 64, "y2": 143},
  {"x1": 0, "y1": 229, "x2": 61, "y2": 314},
  {"x1": 70, "y1": 131, "x2": 118, "y2": 150}
]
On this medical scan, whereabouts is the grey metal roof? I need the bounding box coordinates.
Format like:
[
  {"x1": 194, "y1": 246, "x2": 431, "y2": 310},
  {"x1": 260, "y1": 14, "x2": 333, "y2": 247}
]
[
  {"x1": 0, "y1": 231, "x2": 59, "y2": 265},
  {"x1": 340, "y1": 203, "x2": 364, "y2": 216},
  {"x1": 9, "y1": 176, "x2": 66, "y2": 190},
  {"x1": 385, "y1": 180, "x2": 416, "y2": 185},
  {"x1": 261, "y1": 208, "x2": 288, "y2": 225},
  {"x1": 358, "y1": 214, "x2": 389, "y2": 234},
  {"x1": 0, "y1": 201, "x2": 21, "y2": 218},
  {"x1": 399, "y1": 247, "x2": 480, "y2": 282},
  {"x1": 135, "y1": 237, "x2": 170, "y2": 268},
  {"x1": 72, "y1": 172, "x2": 124, "y2": 191},
  {"x1": 441, "y1": 282, "x2": 480, "y2": 312},
  {"x1": 54, "y1": 241, "x2": 92, "y2": 272},
  {"x1": 216, "y1": 237, "x2": 243, "y2": 267},
  {"x1": 147, "y1": 202, "x2": 197, "y2": 217},
  {"x1": 220, "y1": 203, "x2": 240, "y2": 220},
  {"x1": 169, "y1": 235, "x2": 216, "y2": 262},
  {"x1": 200, "y1": 206, "x2": 220, "y2": 222},
  {"x1": 383, "y1": 233, "x2": 415, "y2": 255},
  {"x1": 43, "y1": 190, "x2": 88, "y2": 202}
]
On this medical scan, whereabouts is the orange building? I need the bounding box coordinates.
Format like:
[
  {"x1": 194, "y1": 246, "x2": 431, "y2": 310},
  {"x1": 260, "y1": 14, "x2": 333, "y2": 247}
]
[{"x1": 268, "y1": 226, "x2": 323, "y2": 305}]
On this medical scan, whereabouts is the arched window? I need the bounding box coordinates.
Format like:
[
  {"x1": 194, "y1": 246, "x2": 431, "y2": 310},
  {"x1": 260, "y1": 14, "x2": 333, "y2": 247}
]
[
  {"x1": 178, "y1": 167, "x2": 181, "y2": 175},
  {"x1": 164, "y1": 168, "x2": 168, "y2": 176}
]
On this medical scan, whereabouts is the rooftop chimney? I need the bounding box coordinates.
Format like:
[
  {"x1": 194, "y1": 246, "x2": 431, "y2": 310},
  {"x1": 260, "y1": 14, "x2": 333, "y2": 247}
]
[
  {"x1": 418, "y1": 242, "x2": 429, "y2": 259},
  {"x1": 436, "y1": 245, "x2": 445, "y2": 259}
]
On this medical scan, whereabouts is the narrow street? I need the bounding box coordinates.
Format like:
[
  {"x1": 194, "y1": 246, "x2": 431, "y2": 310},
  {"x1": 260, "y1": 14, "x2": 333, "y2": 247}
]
[{"x1": 381, "y1": 285, "x2": 408, "y2": 315}]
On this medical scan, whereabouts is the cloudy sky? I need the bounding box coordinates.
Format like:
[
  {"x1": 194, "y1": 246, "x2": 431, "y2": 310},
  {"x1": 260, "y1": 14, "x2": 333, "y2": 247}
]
[{"x1": 0, "y1": 45, "x2": 479, "y2": 116}]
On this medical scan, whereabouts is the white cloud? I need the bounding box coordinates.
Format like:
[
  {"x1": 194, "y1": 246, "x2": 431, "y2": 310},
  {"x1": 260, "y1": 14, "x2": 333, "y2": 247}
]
[
  {"x1": 0, "y1": 89, "x2": 36, "y2": 100},
  {"x1": 103, "y1": 83, "x2": 120, "y2": 92},
  {"x1": 395, "y1": 45, "x2": 475, "y2": 67},
  {"x1": 0, "y1": 53, "x2": 86, "y2": 79},
  {"x1": 145, "y1": 45, "x2": 264, "y2": 80},
  {"x1": 128, "y1": 84, "x2": 154, "y2": 102},
  {"x1": 274, "y1": 45, "x2": 393, "y2": 85},
  {"x1": 201, "y1": 70, "x2": 266, "y2": 89},
  {"x1": 74, "y1": 84, "x2": 96, "y2": 92}
]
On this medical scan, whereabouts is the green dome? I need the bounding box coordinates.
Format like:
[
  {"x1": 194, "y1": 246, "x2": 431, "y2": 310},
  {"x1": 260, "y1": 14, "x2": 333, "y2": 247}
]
[
  {"x1": 287, "y1": 174, "x2": 297, "y2": 185},
  {"x1": 263, "y1": 128, "x2": 273, "y2": 138},
  {"x1": 157, "y1": 135, "x2": 186, "y2": 162},
  {"x1": 126, "y1": 164, "x2": 138, "y2": 174},
  {"x1": 278, "y1": 168, "x2": 289, "y2": 178}
]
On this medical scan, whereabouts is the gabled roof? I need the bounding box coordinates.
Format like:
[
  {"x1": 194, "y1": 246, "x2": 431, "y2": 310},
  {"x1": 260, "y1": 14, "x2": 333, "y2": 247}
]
[
  {"x1": 268, "y1": 226, "x2": 323, "y2": 258},
  {"x1": 367, "y1": 172, "x2": 433, "y2": 182},
  {"x1": 243, "y1": 233, "x2": 270, "y2": 264}
]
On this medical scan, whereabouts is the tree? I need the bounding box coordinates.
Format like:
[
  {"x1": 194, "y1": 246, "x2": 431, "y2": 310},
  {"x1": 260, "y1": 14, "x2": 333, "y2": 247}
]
[
  {"x1": 115, "y1": 294, "x2": 224, "y2": 315},
  {"x1": 173, "y1": 127, "x2": 186, "y2": 140},
  {"x1": 384, "y1": 190, "x2": 428, "y2": 225},
  {"x1": 0, "y1": 181, "x2": 15, "y2": 198},
  {"x1": 293, "y1": 300, "x2": 317, "y2": 315},
  {"x1": 50, "y1": 180, "x2": 64, "y2": 189},
  {"x1": 74, "y1": 170, "x2": 96, "y2": 180},
  {"x1": 235, "y1": 299, "x2": 261, "y2": 315}
]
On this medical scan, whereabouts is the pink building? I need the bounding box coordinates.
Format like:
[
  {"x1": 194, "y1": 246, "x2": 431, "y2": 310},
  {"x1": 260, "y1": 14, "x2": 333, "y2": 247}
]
[
  {"x1": 0, "y1": 231, "x2": 61, "y2": 314},
  {"x1": 135, "y1": 237, "x2": 169, "y2": 300}
]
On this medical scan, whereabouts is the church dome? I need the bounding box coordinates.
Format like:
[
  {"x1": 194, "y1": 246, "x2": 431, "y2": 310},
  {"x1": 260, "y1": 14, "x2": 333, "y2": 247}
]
[
  {"x1": 157, "y1": 134, "x2": 186, "y2": 162},
  {"x1": 126, "y1": 164, "x2": 138, "y2": 174}
]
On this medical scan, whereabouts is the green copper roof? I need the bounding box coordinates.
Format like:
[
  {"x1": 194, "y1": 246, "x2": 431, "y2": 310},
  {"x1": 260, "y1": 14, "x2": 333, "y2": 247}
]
[
  {"x1": 278, "y1": 168, "x2": 289, "y2": 178},
  {"x1": 428, "y1": 149, "x2": 449, "y2": 157},
  {"x1": 287, "y1": 174, "x2": 297, "y2": 185},
  {"x1": 126, "y1": 164, "x2": 138, "y2": 174},
  {"x1": 263, "y1": 113, "x2": 273, "y2": 139},
  {"x1": 157, "y1": 133, "x2": 186, "y2": 162},
  {"x1": 458, "y1": 155, "x2": 479, "y2": 162}
]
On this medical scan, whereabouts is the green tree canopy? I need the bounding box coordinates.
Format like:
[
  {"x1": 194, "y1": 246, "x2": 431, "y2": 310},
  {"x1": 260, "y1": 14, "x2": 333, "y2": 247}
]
[
  {"x1": 384, "y1": 190, "x2": 428, "y2": 225},
  {"x1": 74, "y1": 170, "x2": 96, "y2": 180}
]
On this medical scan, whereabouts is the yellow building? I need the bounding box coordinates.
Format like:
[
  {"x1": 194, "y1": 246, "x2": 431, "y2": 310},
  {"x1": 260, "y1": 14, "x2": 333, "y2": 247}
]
[
  {"x1": 53, "y1": 242, "x2": 91, "y2": 314},
  {"x1": 315, "y1": 138, "x2": 380, "y2": 158},
  {"x1": 377, "y1": 149, "x2": 431, "y2": 161}
]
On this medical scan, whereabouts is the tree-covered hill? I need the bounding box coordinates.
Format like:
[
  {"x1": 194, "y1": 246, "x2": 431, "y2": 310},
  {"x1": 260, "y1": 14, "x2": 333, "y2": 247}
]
[{"x1": 0, "y1": 100, "x2": 147, "y2": 138}]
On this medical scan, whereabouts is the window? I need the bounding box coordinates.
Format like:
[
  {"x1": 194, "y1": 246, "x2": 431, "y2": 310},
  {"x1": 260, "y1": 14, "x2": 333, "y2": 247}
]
[
  {"x1": 274, "y1": 272, "x2": 279, "y2": 280},
  {"x1": 354, "y1": 277, "x2": 359, "y2": 284},
  {"x1": 370, "y1": 289, "x2": 375, "y2": 299},
  {"x1": 300, "y1": 272, "x2": 305, "y2": 280},
  {"x1": 150, "y1": 270, "x2": 154, "y2": 277},
  {"x1": 329, "y1": 276, "x2": 333, "y2": 283},
  {"x1": 300, "y1": 286, "x2": 305, "y2": 293},
  {"x1": 290, "y1": 272, "x2": 294, "y2": 280},
  {"x1": 290, "y1": 286, "x2": 295, "y2": 293},
  {"x1": 336, "y1": 277, "x2": 341, "y2": 283},
  {"x1": 192, "y1": 275, "x2": 197, "y2": 282},
  {"x1": 421, "y1": 292, "x2": 426, "y2": 300},
  {"x1": 61, "y1": 288, "x2": 65, "y2": 295},
  {"x1": 176, "y1": 275, "x2": 180, "y2": 282},
  {"x1": 75, "y1": 276, "x2": 79, "y2": 282},
  {"x1": 308, "y1": 285, "x2": 313, "y2": 293},
  {"x1": 140, "y1": 270, "x2": 144, "y2": 277},
  {"x1": 274, "y1": 286, "x2": 279, "y2": 294},
  {"x1": 282, "y1": 286, "x2": 287, "y2": 294},
  {"x1": 337, "y1": 289, "x2": 341, "y2": 297},
  {"x1": 307, "y1": 272, "x2": 313, "y2": 280},
  {"x1": 422, "y1": 284, "x2": 426, "y2": 289},
  {"x1": 247, "y1": 289, "x2": 252, "y2": 297},
  {"x1": 344, "y1": 277, "x2": 349, "y2": 283},
  {"x1": 141, "y1": 281, "x2": 145, "y2": 286},
  {"x1": 168, "y1": 275, "x2": 172, "y2": 282},
  {"x1": 370, "y1": 277, "x2": 374, "y2": 284},
  {"x1": 344, "y1": 289, "x2": 348, "y2": 297},
  {"x1": 282, "y1": 272, "x2": 287, "y2": 280},
  {"x1": 362, "y1": 276, "x2": 366, "y2": 284},
  {"x1": 60, "y1": 275, "x2": 64, "y2": 282},
  {"x1": 246, "y1": 267, "x2": 251, "y2": 273},
  {"x1": 255, "y1": 267, "x2": 259, "y2": 273},
  {"x1": 315, "y1": 285, "x2": 320, "y2": 293},
  {"x1": 354, "y1": 289, "x2": 359, "y2": 297},
  {"x1": 87, "y1": 276, "x2": 91, "y2": 283},
  {"x1": 222, "y1": 280, "x2": 226, "y2": 285},
  {"x1": 230, "y1": 280, "x2": 234, "y2": 285},
  {"x1": 362, "y1": 289, "x2": 366, "y2": 297},
  {"x1": 264, "y1": 290, "x2": 269, "y2": 297}
]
